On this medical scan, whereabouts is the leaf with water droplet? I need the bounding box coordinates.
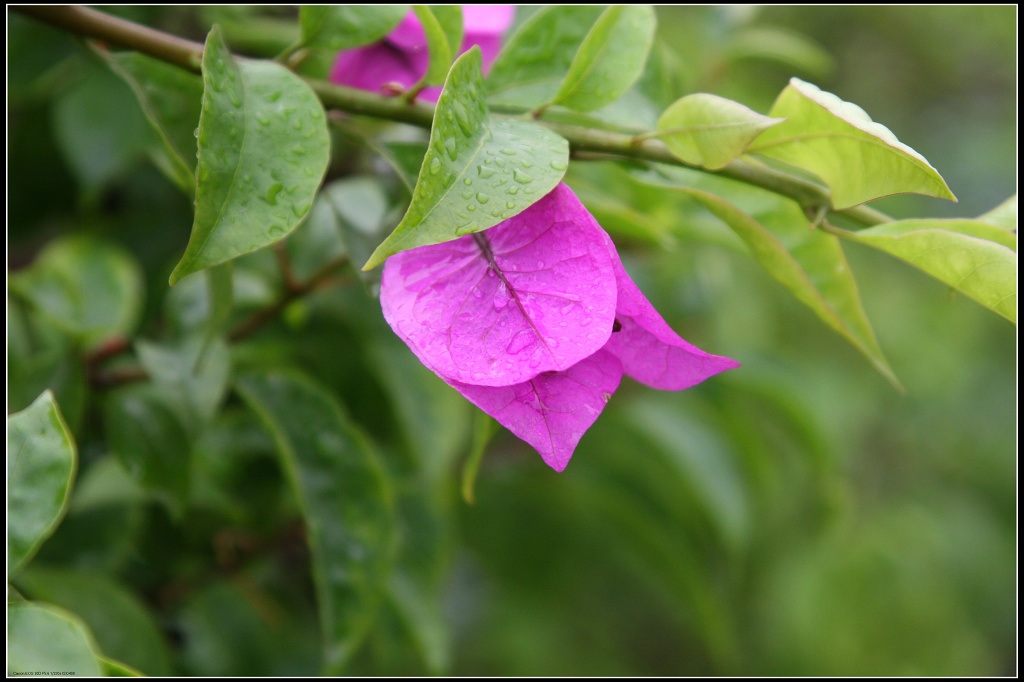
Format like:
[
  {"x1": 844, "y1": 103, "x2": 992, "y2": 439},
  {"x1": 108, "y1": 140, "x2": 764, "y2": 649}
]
[
  {"x1": 104, "y1": 51, "x2": 204, "y2": 195},
  {"x1": 548, "y1": 6, "x2": 657, "y2": 113},
  {"x1": 363, "y1": 48, "x2": 569, "y2": 269},
  {"x1": 380, "y1": 184, "x2": 617, "y2": 385},
  {"x1": 299, "y1": 5, "x2": 409, "y2": 51},
  {"x1": 169, "y1": 26, "x2": 329, "y2": 285}
]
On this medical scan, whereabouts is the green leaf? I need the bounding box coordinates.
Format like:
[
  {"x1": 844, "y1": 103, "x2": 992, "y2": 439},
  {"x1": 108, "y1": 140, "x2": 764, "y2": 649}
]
[
  {"x1": 299, "y1": 5, "x2": 409, "y2": 51},
  {"x1": 656, "y1": 93, "x2": 783, "y2": 170},
  {"x1": 236, "y1": 369, "x2": 396, "y2": 673},
  {"x1": 52, "y1": 62, "x2": 153, "y2": 196},
  {"x1": 660, "y1": 182, "x2": 899, "y2": 387},
  {"x1": 169, "y1": 26, "x2": 330, "y2": 285},
  {"x1": 98, "y1": 657, "x2": 144, "y2": 677},
  {"x1": 410, "y1": 6, "x2": 463, "y2": 89},
  {"x1": 750, "y1": 78, "x2": 956, "y2": 209},
  {"x1": 486, "y1": 5, "x2": 604, "y2": 108},
  {"x1": 8, "y1": 391, "x2": 77, "y2": 578},
  {"x1": 16, "y1": 567, "x2": 173, "y2": 676},
  {"x1": 549, "y1": 6, "x2": 657, "y2": 113},
  {"x1": 363, "y1": 48, "x2": 569, "y2": 269},
  {"x1": 205, "y1": 262, "x2": 235, "y2": 337},
  {"x1": 7, "y1": 603, "x2": 101, "y2": 677},
  {"x1": 462, "y1": 411, "x2": 499, "y2": 505},
  {"x1": 722, "y1": 27, "x2": 834, "y2": 78},
  {"x1": 831, "y1": 221, "x2": 1017, "y2": 324},
  {"x1": 105, "y1": 51, "x2": 204, "y2": 194},
  {"x1": 316, "y1": 177, "x2": 390, "y2": 278},
  {"x1": 978, "y1": 194, "x2": 1017, "y2": 233},
  {"x1": 136, "y1": 336, "x2": 231, "y2": 433},
  {"x1": 10, "y1": 236, "x2": 144, "y2": 348},
  {"x1": 103, "y1": 385, "x2": 192, "y2": 513}
]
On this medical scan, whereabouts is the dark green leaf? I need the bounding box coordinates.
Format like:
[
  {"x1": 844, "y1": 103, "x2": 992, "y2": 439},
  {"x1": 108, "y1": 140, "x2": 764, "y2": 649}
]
[
  {"x1": 52, "y1": 62, "x2": 153, "y2": 195},
  {"x1": 106, "y1": 51, "x2": 204, "y2": 194},
  {"x1": 104, "y1": 385, "x2": 192, "y2": 513},
  {"x1": 7, "y1": 391, "x2": 77, "y2": 577},
  {"x1": 656, "y1": 93, "x2": 783, "y2": 169},
  {"x1": 169, "y1": 26, "x2": 330, "y2": 285},
  {"x1": 549, "y1": 6, "x2": 657, "y2": 113},
  {"x1": 363, "y1": 48, "x2": 569, "y2": 268},
  {"x1": 236, "y1": 369, "x2": 397, "y2": 673},
  {"x1": 750, "y1": 78, "x2": 956, "y2": 209},
  {"x1": 299, "y1": 5, "x2": 409, "y2": 51},
  {"x1": 486, "y1": 5, "x2": 604, "y2": 109},
  {"x1": 832, "y1": 221, "x2": 1017, "y2": 324},
  {"x1": 16, "y1": 567, "x2": 173, "y2": 676},
  {"x1": 10, "y1": 236, "x2": 144, "y2": 347},
  {"x1": 136, "y1": 336, "x2": 231, "y2": 432},
  {"x1": 7, "y1": 603, "x2": 101, "y2": 677}
]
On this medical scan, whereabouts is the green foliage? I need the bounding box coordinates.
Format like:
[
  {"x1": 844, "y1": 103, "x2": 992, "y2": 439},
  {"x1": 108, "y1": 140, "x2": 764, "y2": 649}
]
[
  {"x1": 6, "y1": 5, "x2": 1015, "y2": 679},
  {"x1": 656, "y1": 93, "x2": 783, "y2": 169},
  {"x1": 299, "y1": 6, "x2": 409, "y2": 51},
  {"x1": 751, "y1": 78, "x2": 956, "y2": 208},
  {"x1": 549, "y1": 6, "x2": 657, "y2": 113},
  {"x1": 8, "y1": 392, "x2": 77, "y2": 577},
  {"x1": 170, "y1": 26, "x2": 329, "y2": 284}
]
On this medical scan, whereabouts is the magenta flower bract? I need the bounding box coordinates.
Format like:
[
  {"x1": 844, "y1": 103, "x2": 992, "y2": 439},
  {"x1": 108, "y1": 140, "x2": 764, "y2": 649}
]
[
  {"x1": 330, "y1": 6, "x2": 516, "y2": 103},
  {"x1": 381, "y1": 184, "x2": 740, "y2": 471}
]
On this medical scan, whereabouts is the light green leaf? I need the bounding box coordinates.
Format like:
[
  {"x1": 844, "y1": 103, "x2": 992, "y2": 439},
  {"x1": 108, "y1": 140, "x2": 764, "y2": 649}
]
[
  {"x1": 410, "y1": 6, "x2": 462, "y2": 89},
  {"x1": 486, "y1": 5, "x2": 604, "y2": 108},
  {"x1": 136, "y1": 336, "x2": 231, "y2": 432},
  {"x1": 299, "y1": 5, "x2": 409, "y2": 51},
  {"x1": 106, "y1": 51, "x2": 204, "y2": 194},
  {"x1": 317, "y1": 177, "x2": 391, "y2": 277},
  {"x1": 169, "y1": 26, "x2": 330, "y2": 285},
  {"x1": 667, "y1": 184, "x2": 899, "y2": 387},
  {"x1": 10, "y1": 236, "x2": 144, "y2": 348},
  {"x1": 16, "y1": 567, "x2": 173, "y2": 676},
  {"x1": 8, "y1": 603, "x2": 101, "y2": 677},
  {"x1": 656, "y1": 93, "x2": 783, "y2": 170},
  {"x1": 205, "y1": 262, "x2": 234, "y2": 336},
  {"x1": 103, "y1": 385, "x2": 192, "y2": 513},
  {"x1": 750, "y1": 78, "x2": 956, "y2": 209},
  {"x1": 236, "y1": 369, "x2": 396, "y2": 673},
  {"x1": 363, "y1": 48, "x2": 568, "y2": 269},
  {"x1": 549, "y1": 6, "x2": 657, "y2": 113},
  {"x1": 7, "y1": 391, "x2": 77, "y2": 578},
  {"x1": 98, "y1": 657, "x2": 144, "y2": 677},
  {"x1": 832, "y1": 221, "x2": 1017, "y2": 324},
  {"x1": 978, "y1": 194, "x2": 1017, "y2": 233}
]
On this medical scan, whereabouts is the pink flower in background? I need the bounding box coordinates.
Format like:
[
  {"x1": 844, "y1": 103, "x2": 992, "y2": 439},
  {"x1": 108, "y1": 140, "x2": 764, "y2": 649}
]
[
  {"x1": 381, "y1": 184, "x2": 740, "y2": 472},
  {"x1": 330, "y1": 6, "x2": 515, "y2": 102}
]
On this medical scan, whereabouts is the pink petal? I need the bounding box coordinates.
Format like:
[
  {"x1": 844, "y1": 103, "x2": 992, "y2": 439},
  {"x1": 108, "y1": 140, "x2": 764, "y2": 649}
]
[
  {"x1": 603, "y1": 243, "x2": 741, "y2": 390},
  {"x1": 386, "y1": 12, "x2": 428, "y2": 51},
  {"x1": 329, "y1": 43, "x2": 421, "y2": 93},
  {"x1": 449, "y1": 348, "x2": 623, "y2": 472},
  {"x1": 461, "y1": 6, "x2": 516, "y2": 35},
  {"x1": 381, "y1": 185, "x2": 618, "y2": 387}
]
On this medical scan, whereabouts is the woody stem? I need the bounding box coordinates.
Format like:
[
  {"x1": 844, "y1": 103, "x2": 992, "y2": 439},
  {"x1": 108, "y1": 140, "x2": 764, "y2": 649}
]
[{"x1": 16, "y1": 5, "x2": 891, "y2": 227}]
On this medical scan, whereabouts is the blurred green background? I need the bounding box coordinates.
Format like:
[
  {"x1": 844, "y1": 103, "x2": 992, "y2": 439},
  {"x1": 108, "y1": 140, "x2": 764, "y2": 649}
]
[{"x1": 7, "y1": 5, "x2": 1016, "y2": 676}]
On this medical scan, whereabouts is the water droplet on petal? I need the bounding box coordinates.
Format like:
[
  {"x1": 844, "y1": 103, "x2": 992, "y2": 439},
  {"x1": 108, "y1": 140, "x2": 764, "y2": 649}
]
[{"x1": 506, "y1": 330, "x2": 536, "y2": 355}]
